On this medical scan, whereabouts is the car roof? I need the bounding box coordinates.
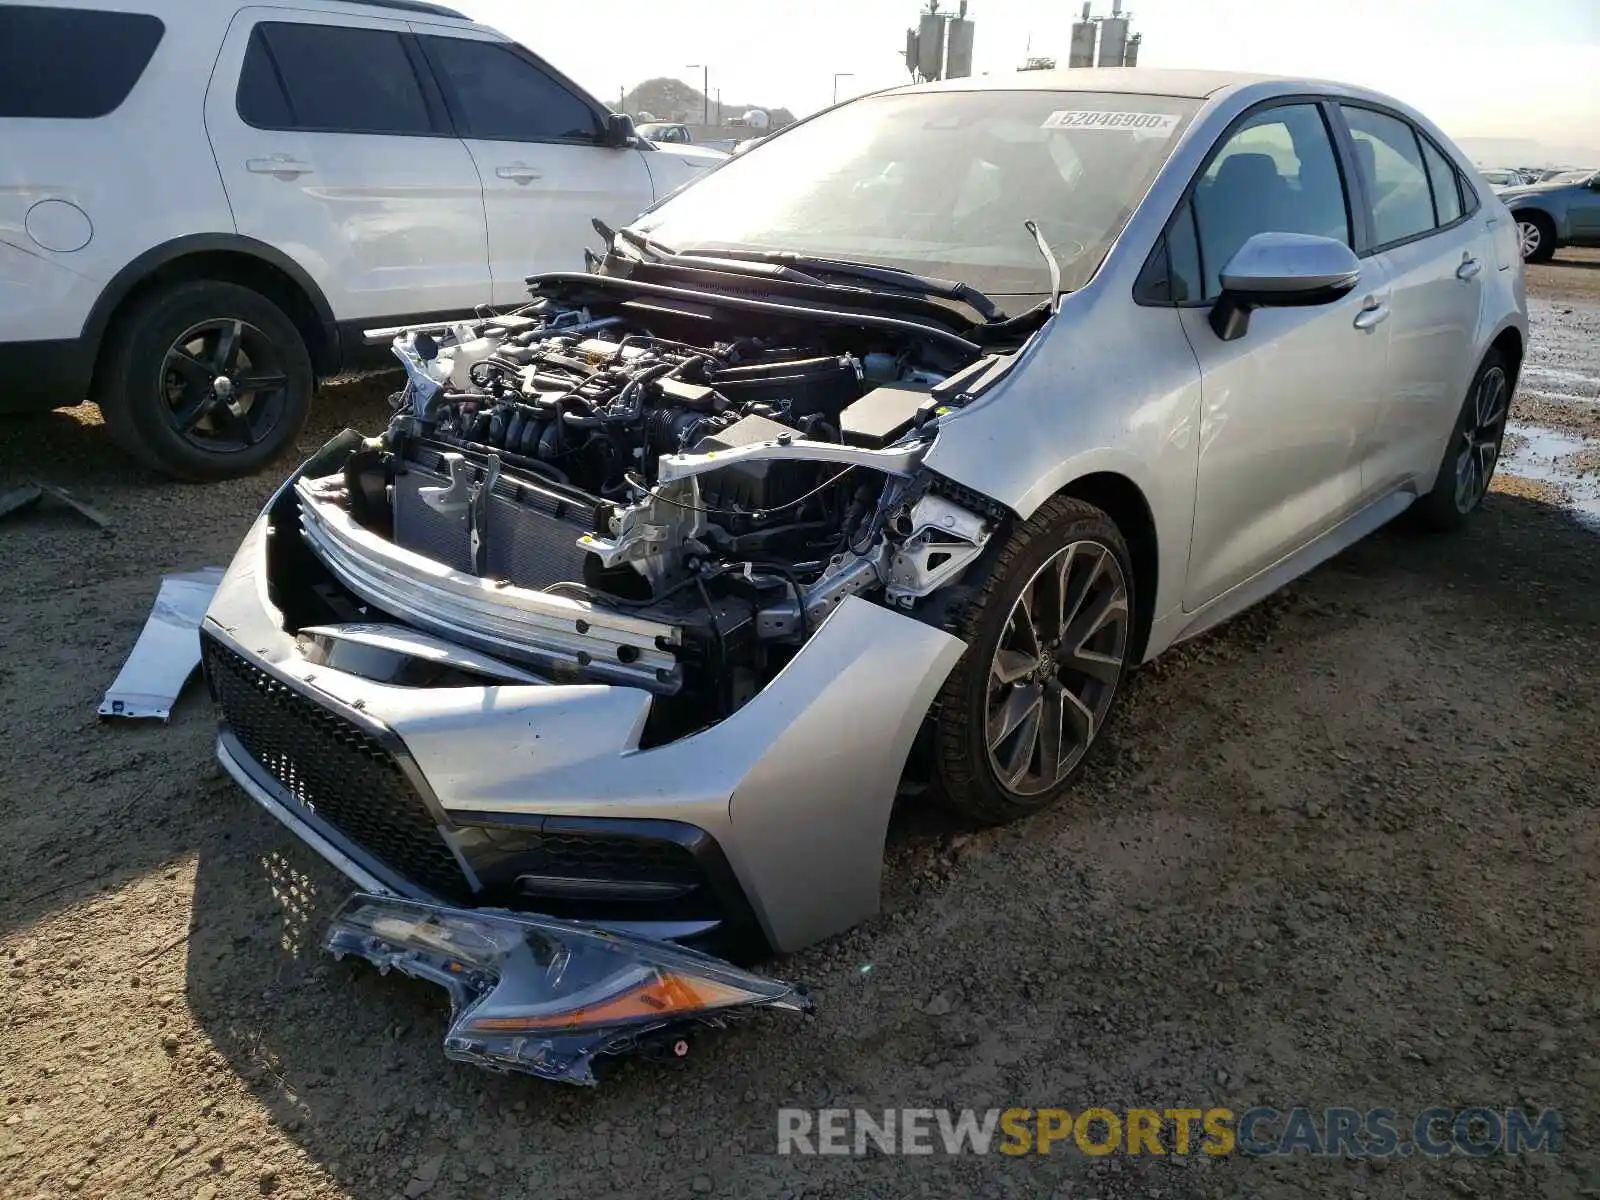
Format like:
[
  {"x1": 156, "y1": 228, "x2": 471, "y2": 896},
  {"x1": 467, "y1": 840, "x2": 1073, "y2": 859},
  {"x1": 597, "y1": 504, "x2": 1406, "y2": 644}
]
[
  {"x1": 49, "y1": 0, "x2": 476, "y2": 20},
  {"x1": 891, "y1": 67, "x2": 1404, "y2": 106},
  {"x1": 893, "y1": 68, "x2": 1286, "y2": 100}
]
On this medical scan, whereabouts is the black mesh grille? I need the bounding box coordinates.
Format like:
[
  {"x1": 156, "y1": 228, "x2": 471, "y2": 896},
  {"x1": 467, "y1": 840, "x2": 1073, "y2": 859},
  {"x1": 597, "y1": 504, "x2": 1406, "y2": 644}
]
[
  {"x1": 532, "y1": 831, "x2": 704, "y2": 886},
  {"x1": 203, "y1": 637, "x2": 472, "y2": 903}
]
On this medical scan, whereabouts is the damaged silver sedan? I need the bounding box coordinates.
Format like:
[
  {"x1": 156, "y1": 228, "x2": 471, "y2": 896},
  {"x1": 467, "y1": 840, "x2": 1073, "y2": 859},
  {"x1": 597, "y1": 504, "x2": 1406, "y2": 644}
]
[{"x1": 203, "y1": 71, "x2": 1526, "y2": 1080}]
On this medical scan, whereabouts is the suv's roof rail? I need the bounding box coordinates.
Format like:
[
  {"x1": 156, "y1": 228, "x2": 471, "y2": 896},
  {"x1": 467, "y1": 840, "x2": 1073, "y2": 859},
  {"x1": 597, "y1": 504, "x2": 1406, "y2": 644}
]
[{"x1": 333, "y1": 0, "x2": 471, "y2": 19}]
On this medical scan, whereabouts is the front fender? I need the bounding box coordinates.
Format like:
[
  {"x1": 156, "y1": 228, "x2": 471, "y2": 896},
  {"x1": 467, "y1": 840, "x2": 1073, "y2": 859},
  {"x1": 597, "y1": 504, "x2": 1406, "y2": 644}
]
[{"x1": 922, "y1": 297, "x2": 1201, "y2": 649}]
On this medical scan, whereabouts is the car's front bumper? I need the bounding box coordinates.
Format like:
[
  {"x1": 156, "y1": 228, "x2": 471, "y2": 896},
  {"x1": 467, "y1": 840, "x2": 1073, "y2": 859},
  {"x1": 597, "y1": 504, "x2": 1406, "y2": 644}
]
[{"x1": 202, "y1": 508, "x2": 965, "y2": 954}]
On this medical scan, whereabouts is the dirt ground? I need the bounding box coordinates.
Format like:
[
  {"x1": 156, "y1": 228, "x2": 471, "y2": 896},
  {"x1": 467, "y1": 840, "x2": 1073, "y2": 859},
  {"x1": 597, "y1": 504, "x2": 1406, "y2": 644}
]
[{"x1": 2, "y1": 253, "x2": 1599, "y2": 1200}]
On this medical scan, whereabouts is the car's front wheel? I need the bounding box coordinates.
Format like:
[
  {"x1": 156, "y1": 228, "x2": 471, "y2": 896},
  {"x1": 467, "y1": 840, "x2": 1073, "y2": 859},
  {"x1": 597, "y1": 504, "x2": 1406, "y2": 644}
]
[
  {"x1": 94, "y1": 280, "x2": 313, "y2": 480},
  {"x1": 1516, "y1": 213, "x2": 1556, "y2": 263},
  {"x1": 932, "y1": 496, "x2": 1134, "y2": 825}
]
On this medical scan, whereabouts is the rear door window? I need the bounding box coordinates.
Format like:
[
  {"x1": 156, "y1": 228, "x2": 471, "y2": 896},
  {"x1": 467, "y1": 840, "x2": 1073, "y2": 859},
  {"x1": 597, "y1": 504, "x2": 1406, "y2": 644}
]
[
  {"x1": 420, "y1": 36, "x2": 602, "y2": 143},
  {"x1": 238, "y1": 22, "x2": 434, "y2": 136},
  {"x1": 1340, "y1": 106, "x2": 1437, "y2": 247},
  {"x1": 0, "y1": 6, "x2": 165, "y2": 119}
]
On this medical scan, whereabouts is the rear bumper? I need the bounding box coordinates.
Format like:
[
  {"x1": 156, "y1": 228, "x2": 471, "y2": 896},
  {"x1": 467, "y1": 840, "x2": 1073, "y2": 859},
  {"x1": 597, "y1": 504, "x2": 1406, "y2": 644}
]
[
  {"x1": 202, "y1": 500, "x2": 966, "y2": 954},
  {"x1": 0, "y1": 338, "x2": 94, "y2": 412}
]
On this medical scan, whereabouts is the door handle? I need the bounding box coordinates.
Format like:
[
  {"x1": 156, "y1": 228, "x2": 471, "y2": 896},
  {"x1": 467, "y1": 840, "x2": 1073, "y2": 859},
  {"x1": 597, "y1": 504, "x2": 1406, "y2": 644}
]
[
  {"x1": 496, "y1": 165, "x2": 542, "y2": 183},
  {"x1": 1456, "y1": 256, "x2": 1483, "y2": 281},
  {"x1": 1353, "y1": 297, "x2": 1390, "y2": 331},
  {"x1": 246, "y1": 156, "x2": 313, "y2": 179}
]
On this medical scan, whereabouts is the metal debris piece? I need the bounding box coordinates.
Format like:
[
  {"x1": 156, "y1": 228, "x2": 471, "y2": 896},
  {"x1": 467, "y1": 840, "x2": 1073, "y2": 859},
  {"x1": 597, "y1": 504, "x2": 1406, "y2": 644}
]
[
  {"x1": 37, "y1": 483, "x2": 112, "y2": 528},
  {"x1": 98, "y1": 568, "x2": 226, "y2": 722},
  {"x1": 0, "y1": 481, "x2": 112, "y2": 528},
  {"x1": 0, "y1": 484, "x2": 44, "y2": 520}
]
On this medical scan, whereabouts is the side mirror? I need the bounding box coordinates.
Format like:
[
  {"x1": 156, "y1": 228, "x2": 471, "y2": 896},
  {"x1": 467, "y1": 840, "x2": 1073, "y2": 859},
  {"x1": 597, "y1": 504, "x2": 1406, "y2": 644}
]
[
  {"x1": 1586, "y1": 174, "x2": 1600, "y2": 191},
  {"x1": 604, "y1": 112, "x2": 639, "y2": 149},
  {"x1": 1209, "y1": 231, "x2": 1362, "y2": 341}
]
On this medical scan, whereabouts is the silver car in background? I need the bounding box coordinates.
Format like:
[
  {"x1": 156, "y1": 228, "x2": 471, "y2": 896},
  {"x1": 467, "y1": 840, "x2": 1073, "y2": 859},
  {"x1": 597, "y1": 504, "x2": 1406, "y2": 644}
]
[{"x1": 205, "y1": 70, "x2": 1527, "y2": 965}]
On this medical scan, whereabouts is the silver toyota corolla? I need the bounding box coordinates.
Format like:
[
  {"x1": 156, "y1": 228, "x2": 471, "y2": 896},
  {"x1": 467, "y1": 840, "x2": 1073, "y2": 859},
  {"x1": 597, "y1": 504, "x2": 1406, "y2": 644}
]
[{"x1": 204, "y1": 70, "x2": 1527, "y2": 971}]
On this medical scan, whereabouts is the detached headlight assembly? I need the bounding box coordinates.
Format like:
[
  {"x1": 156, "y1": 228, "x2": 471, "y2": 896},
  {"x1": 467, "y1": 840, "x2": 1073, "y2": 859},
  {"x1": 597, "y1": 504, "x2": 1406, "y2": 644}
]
[{"x1": 326, "y1": 894, "x2": 809, "y2": 1085}]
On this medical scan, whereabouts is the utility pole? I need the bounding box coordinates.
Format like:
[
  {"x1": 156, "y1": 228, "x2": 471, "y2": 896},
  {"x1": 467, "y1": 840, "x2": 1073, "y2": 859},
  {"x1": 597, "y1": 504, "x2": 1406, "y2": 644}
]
[
  {"x1": 832, "y1": 72, "x2": 854, "y2": 104},
  {"x1": 686, "y1": 64, "x2": 709, "y2": 125}
]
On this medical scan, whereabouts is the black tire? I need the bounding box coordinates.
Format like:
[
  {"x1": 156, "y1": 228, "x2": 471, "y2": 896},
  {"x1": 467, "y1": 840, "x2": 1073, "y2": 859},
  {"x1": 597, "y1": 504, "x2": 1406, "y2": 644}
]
[
  {"x1": 1515, "y1": 212, "x2": 1556, "y2": 264},
  {"x1": 1411, "y1": 349, "x2": 1511, "y2": 532},
  {"x1": 931, "y1": 496, "x2": 1135, "y2": 826},
  {"x1": 93, "y1": 280, "x2": 313, "y2": 480}
]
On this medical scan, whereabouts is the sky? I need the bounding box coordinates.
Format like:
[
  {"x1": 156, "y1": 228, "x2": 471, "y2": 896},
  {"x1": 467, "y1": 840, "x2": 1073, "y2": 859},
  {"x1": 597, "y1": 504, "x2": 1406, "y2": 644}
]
[{"x1": 459, "y1": 0, "x2": 1600, "y2": 155}]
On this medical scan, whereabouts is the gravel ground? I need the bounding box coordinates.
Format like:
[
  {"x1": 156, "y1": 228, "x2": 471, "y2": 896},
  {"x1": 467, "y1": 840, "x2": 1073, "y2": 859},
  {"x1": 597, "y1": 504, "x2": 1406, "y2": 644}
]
[{"x1": 2, "y1": 256, "x2": 1599, "y2": 1200}]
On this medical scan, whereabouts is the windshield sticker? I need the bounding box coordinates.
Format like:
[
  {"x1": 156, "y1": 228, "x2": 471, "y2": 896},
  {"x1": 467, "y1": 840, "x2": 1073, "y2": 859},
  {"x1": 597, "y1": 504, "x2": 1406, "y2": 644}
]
[{"x1": 1043, "y1": 110, "x2": 1181, "y2": 135}]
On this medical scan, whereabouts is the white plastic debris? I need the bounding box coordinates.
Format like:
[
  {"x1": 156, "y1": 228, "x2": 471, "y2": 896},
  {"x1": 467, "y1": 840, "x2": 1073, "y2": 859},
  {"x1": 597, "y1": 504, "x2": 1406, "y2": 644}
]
[{"x1": 98, "y1": 568, "x2": 225, "y2": 722}]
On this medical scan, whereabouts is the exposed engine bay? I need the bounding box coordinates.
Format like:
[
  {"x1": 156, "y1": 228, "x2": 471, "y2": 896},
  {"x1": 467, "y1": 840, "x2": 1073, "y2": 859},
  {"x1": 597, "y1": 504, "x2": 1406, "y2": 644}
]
[{"x1": 287, "y1": 277, "x2": 1016, "y2": 740}]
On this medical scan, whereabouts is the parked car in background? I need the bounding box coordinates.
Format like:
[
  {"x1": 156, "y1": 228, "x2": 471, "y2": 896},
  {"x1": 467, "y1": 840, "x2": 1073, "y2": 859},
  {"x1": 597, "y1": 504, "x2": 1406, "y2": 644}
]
[
  {"x1": 1496, "y1": 169, "x2": 1600, "y2": 262},
  {"x1": 0, "y1": 0, "x2": 721, "y2": 479},
  {"x1": 635, "y1": 122, "x2": 731, "y2": 158},
  {"x1": 636, "y1": 121, "x2": 692, "y2": 144},
  {"x1": 1480, "y1": 167, "x2": 1530, "y2": 189}
]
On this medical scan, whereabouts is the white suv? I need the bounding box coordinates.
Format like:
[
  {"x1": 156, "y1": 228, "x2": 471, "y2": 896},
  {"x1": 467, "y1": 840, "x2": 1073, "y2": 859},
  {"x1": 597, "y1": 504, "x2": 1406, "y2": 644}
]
[{"x1": 0, "y1": 0, "x2": 723, "y2": 478}]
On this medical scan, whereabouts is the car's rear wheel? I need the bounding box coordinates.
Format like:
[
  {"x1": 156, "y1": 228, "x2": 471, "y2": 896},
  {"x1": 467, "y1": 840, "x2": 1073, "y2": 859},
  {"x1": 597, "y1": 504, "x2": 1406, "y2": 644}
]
[
  {"x1": 1516, "y1": 213, "x2": 1556, "y2": 263},
  {"x1": 932, "y1": 496, "x2": 1134, "y2": 825},
  {"x1": 95, "y1": 280, "x2": 312, "y2": 480},
  {"x1": 1412, "y1": 349, "x2": 1511, "y2": 532}
]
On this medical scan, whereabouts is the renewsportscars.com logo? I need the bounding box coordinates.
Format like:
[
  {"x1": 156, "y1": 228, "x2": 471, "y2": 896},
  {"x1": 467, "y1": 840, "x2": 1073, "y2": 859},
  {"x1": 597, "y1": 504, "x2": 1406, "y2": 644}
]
[{"x1": 776, "y1": 1107, "x2": 1564, "y2": 1158}]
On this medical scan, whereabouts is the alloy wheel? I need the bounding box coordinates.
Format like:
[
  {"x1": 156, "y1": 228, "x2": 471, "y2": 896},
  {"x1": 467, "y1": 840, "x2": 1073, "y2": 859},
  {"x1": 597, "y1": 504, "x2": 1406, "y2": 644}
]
[
  {"x1": 985, "y1": 540, "x2": 1130, "y2": 796},
  {"x1": 1516, "y1": 220, "x2": 1543, "y2": 260},
  {"x1": 159, "y1": 319, "x2": 289, "y2": 454},
  {"x1": 1454, "y1": 364, "x2": 1509, "y2": 514}
]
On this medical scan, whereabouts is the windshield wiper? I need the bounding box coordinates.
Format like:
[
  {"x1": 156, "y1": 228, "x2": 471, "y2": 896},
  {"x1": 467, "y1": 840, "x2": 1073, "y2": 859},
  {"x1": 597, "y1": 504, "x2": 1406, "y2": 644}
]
[
  {"x1": 1024, "y1": 220, "x2": 1062, "y2": 313},
  {"x1": 669, "y1": 246, "x2": 1004, "y2": 322}
]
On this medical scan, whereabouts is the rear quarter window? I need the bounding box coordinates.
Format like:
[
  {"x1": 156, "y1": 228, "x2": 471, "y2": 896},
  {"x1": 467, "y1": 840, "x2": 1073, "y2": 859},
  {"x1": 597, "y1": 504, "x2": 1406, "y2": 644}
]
[{"x1": 0, "y1": 6, "x2": 165, "y2": 119}]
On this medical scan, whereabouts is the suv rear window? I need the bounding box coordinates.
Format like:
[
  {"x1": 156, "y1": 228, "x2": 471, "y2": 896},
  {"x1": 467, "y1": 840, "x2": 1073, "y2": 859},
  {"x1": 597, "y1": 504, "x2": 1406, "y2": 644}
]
[
  {"x1": 0, "y1": 7, "x2": 165, "y2": 119},
  {"x1": 238, "y1": 22, "x2": 434, "y2": 136}
]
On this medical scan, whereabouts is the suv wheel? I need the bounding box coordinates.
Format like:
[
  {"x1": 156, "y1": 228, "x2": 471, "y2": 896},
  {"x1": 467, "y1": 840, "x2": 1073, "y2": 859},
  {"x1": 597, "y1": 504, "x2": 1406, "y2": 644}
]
[
  {"x1": 932, "y1": 496, "x2": 1134, "y2": 825},
  {"x1": 95, "y1": 280, "x2": 312, "y2": 480}
]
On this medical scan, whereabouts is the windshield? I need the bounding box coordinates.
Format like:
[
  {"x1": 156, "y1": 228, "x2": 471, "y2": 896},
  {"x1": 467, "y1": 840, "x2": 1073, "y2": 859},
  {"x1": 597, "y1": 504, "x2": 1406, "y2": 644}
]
[{"x1": 632, "y1": 89, "x2": 1201, "y2": 299}]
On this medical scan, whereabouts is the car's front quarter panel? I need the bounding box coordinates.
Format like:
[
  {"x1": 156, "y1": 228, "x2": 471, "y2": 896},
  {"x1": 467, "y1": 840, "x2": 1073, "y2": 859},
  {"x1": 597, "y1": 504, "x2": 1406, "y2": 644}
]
[
  {"x1": 639, "y1": 146, "x2": 724, "y2": 201},
  {"x1": 923, "y1": 289, "x2": 1203, "y2": 659}
]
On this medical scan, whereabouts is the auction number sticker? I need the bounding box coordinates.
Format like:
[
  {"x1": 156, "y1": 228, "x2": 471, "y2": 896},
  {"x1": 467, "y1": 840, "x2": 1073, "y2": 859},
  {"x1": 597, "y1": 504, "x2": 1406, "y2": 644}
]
[{"x1": 1043, "y1": 110, "x2": 1181, "y2": 134}]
